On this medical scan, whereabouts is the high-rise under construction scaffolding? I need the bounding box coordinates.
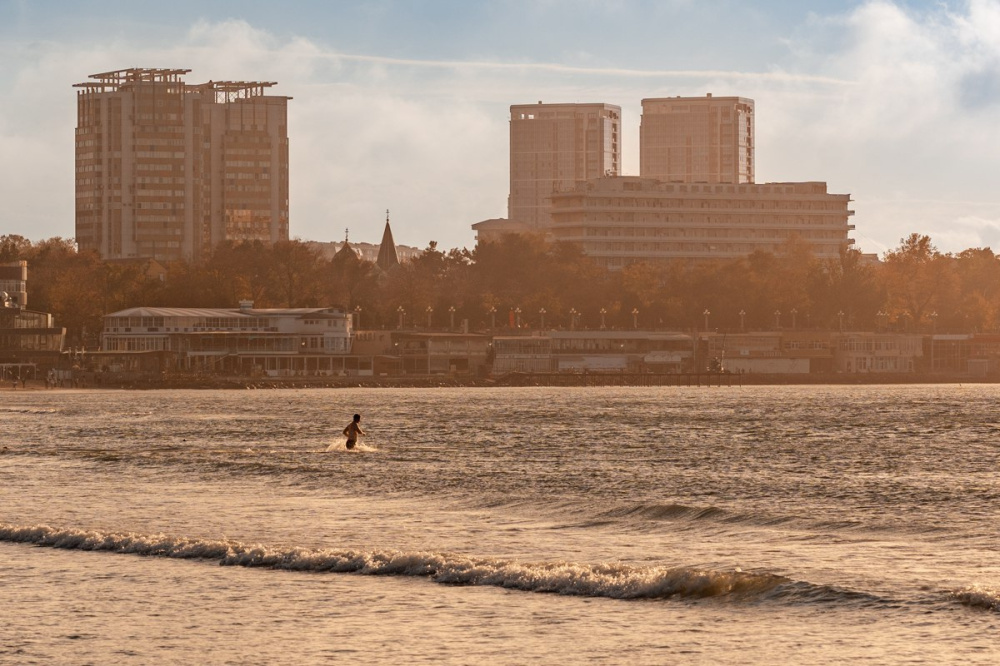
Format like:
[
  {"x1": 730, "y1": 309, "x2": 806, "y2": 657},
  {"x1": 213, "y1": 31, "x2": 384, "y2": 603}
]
[{"x1": 74, "y1": 68, "x2": 291, "y2": 262}]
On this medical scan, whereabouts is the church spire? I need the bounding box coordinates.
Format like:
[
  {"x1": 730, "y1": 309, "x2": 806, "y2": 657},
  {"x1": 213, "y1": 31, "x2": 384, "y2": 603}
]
[{"x1": 376, "y1": 209, "x2": 399, "y2": 271}]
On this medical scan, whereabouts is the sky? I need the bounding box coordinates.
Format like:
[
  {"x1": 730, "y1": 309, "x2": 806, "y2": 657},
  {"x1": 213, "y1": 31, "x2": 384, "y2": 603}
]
[{"x1": 2, "y1": 0, "x2": 1000, "y2": 256}]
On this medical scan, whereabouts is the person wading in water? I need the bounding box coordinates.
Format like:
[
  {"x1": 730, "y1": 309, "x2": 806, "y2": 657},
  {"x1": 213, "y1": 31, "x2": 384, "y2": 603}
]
[{"x1": 343, "y1": 413, "x2": 365, "y2": 450}]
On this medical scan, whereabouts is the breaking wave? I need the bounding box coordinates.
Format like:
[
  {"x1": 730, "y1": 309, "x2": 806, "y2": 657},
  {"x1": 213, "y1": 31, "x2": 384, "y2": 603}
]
[
  {"x1": 3, "y1": 522, "x2": 880, "y2": 606},
  {"x1": 952, "y1": 586, "x2": 1000, "y2": 612}
]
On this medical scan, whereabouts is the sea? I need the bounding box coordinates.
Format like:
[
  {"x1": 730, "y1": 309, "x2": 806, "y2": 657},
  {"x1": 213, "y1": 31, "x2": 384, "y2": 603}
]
[{"x1": 2, "y1": 384, "x2": 999, "y2": 665}]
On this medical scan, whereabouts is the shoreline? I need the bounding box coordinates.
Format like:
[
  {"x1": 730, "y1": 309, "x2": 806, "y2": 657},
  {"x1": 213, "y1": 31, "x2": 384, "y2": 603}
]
[{"x1": 2, "y1": 372, "x2": 996, "y2": 391}]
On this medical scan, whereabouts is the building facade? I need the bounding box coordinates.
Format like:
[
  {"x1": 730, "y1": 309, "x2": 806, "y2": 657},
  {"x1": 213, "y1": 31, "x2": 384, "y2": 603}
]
[
  {"x1": 834, "y1": 333, "x2": 924, "y2": 373},
  {"x1": 101, "y1": 304, "x2": 353, "y2": 376},
  {"x1": 549, "y1": 177, "x2": 854, "y2": 268},
  {"x1": 508, "y1": 102, "x2": 621, "y2": 230},
  {"x1": 493, "y1": 331, "x2": 694, "y2": 374},
  {"x1": 640, "y1": 95, "x2": 754, "y2": 185},
  {"x1": 75, "y1": 68, "x2": 290, "y2": 262},
  {"x1": 0, "y1": 260, "x2": 28, "y2": 308}
]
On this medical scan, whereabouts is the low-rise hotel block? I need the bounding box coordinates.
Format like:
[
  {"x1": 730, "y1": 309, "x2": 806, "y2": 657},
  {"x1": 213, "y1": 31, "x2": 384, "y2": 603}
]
[{"x1": 549, "y1": 177, "x2": 854, "y2": 269}]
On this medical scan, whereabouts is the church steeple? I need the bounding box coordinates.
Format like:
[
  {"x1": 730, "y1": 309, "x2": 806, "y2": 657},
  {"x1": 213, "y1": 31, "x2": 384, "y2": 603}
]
[{"x1": 376, "y1": 209, "x2": 399, "y2": 271}]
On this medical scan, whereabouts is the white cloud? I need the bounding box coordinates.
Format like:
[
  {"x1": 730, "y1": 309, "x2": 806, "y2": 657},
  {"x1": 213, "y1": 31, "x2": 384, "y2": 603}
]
[{"x1": 2, "y1": 2, "x2": 1000, "y2": 255}]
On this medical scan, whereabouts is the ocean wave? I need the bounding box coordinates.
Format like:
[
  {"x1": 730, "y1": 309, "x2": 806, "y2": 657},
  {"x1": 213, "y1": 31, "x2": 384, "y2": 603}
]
[
  {"x1": 0, "y1": 407, "x2": 58, "y2": 415},
  {"x1": 952, "y1": 586, "x2": 1000, "y2": 612},
  {"x1": 594, "y1": 501, "x2": 951, "y2": 537},
  {"x1": 1, "y1": 522, "x2": 879, "y2": 606}
]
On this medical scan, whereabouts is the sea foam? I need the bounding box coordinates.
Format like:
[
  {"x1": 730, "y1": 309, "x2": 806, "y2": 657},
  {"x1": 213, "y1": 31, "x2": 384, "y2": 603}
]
[
  {"x1": 0, "y1": 522, "x2": 884, "y2": 606},
  {"x1": 952, "y1": 585, "x2": 1000, "y2": 612}
]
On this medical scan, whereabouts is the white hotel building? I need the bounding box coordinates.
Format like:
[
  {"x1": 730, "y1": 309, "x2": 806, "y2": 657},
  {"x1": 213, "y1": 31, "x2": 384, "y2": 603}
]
[{"x1": 549, "y1": 177, "x2": 854, "y2": 269}]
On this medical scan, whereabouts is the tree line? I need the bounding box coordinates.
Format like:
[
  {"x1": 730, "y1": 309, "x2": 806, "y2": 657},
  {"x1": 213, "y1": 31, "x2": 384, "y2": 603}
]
[{"x1": 0, "y1": 232, "x2": 993, "y2": 345}]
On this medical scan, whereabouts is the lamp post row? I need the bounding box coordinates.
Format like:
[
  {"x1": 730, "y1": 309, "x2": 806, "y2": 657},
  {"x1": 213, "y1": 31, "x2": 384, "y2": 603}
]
[{"x1": 378, "y1": 306, "x2": 932, "y2": 332}]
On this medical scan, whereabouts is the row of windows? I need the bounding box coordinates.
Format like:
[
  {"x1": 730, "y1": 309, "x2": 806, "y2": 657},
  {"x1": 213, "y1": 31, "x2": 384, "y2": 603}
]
[
  {"x1": 136, "y1": 177, "x2": 185, "y2": 185},
  {"x1": 104, "y1": 336, "x2": 168, "y2": 352},
  {"x1": 566, "y1": 217, "x2": 847, "y2": 230},
  {"x1": 557, "y1": 198, "x2": 842, "y2": 211},
  {"x1": 225, "y1": 185, "x2": 273, "y2": 193},
  {"x1": 135, "y1": 190, "x2": 185, "y2": 199},
  {"x1": 838, "y1": 340, "x2": 920, "y2": 352},
  {"x1": 132, "y1": 121, "x2": 185, "y2": 131},
  {"x1": 135, "y1": 151, "x2": 186, "y2": 158},
  {"x1": 137, "y1": 163, "x2": 183, "y2": 171},
  {"x1": 0, "y1": 334, "x2": 58, "y2": 350}
]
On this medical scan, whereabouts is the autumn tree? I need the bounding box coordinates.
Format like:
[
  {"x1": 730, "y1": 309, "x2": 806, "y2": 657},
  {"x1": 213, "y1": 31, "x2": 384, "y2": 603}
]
[{"x1": 881, "y1": 234, "x2": 957, "y2": 330}]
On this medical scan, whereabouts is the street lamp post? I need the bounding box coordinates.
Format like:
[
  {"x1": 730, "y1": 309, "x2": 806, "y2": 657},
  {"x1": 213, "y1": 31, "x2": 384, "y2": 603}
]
[
  {"x1": 449, "y1": 306, "x2": 456, "y2": 330},
  {"x1": 739, "y1": 309, "x2": 746, "y2": 332},
  {"x1": 632, "y1": 308, "x2": 639, "y2": 330},
  {"x1": 837, "y1": 310, "x2": 845, "y2": 332},
  {"x1": 426, "y1": 306, "x2": 433, "y2": 329},
  {"x1": 791, "y1": 308, "x2": 798, "y2": 330},
  {"x1": 515, "y1": 307, "x2": 522, "y2": 328},
  {"x1": 703, "y1": 309, "x2": 710, "y2": 331},
  {"x1": 354, "y1": 305, "x2": 362, "y2": 330},
  {"x1": 397, "y1": 305, "x2": 406, "y2": 330},
  {"x1": 539, "y1": 308, "x2": 546, "y2": 330},
  {"x1": 569, "y1": 308, "x2": 578, "y2": 331},
  {"x1": 488, "y1": 306, "x2": 496, "y2": 330},
  {"x1": 930, "y1": 311, "x2": 938, "y2": 373},
  {"x1": 600, "y1": 308, "x2": 607, "y2": 330},
  {"x1": 774, "y1": 310, "x2": 781, "y2": 330}
]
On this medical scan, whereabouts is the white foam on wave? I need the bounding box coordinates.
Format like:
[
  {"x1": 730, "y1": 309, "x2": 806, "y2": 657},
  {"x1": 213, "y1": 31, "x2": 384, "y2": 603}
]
[
  {"x1": 953, "y1": 585, "x2": 1000, "y2": 611},
  {"x1": 0, "y1": 522, "x2": 850, "y2": 604},
  {"x1": 0, "y1": 407, "x2": 58, "y2": 415}
]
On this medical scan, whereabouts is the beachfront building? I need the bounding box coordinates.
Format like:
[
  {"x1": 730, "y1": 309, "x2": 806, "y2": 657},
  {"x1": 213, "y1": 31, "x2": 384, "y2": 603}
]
[
  {"x1": 352, "y1": 330, "x2": 491, "y2": 376},
  {"x1": 491, "y1": 336, "x2": 553, "y2": 374},
  {"x1": 0, "y1": 300, "x2": 66, "y2": 380},
  {"x1": 508, "y1": 102, "x2": 621, "y2": 231},
  {"x1": 100, "y1": 303, "x2": 356, "y2": 376},
  {"x1": 392, "y1": 332, "x2": 492, "y2": 375},
  {"x1": 492, "y1": 331, "x2": 694, "y2": 375},
  {"x1": 834, "y1": 333, "x2": 924, "y2": 374},
  {"x1": 548, "y1": 177, "x2": 854, "y2": 269},
  {"x1": 0, "y1": 261, "x2": 28, "y2": 308},
  {"x1": 0, "y1": 261, "x2": 67, "y2": 380},
  {"x1": 703, "y1": 331, "x2": 835, "y2": 374},
  {"x1": 640, "y1": 95, "x2": 754, "y2": 185},
  {"x1": 926, "y1": 334, "x2": 1000, "y2": 377},
  {"x1": 74, "y1": 68, "x2": 290, "y2": 262}
]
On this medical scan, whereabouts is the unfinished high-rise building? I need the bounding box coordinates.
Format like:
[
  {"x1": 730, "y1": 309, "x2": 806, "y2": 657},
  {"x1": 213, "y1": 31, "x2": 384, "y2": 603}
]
[
  {"x1": 74, "y1": 68, "x2": 290, "y2": 262},
  {"x1": 508, "y1": 102, "x2": 620, "y2": 230},
  {"x1": 640, "y1": 94, "x2": 754, "y2": 185}
]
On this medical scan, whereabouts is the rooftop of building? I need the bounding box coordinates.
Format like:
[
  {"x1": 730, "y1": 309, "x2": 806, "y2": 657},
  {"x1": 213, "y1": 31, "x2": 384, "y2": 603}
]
[
  {"x1": 641, "y1": 94, "x2": 754, "y2": 105},
  {"x1": 106, "y1": 306, "x2": 347, "y2": 319},
  {"x1": 74, "y1": 68, "x2": 290, "y2": 101}
]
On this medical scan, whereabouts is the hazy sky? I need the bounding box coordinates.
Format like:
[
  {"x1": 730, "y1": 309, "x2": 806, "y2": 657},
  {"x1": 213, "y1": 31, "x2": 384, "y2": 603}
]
[{"x1": 2, "y1": 0, "x2": 1000, "y2": 255}]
